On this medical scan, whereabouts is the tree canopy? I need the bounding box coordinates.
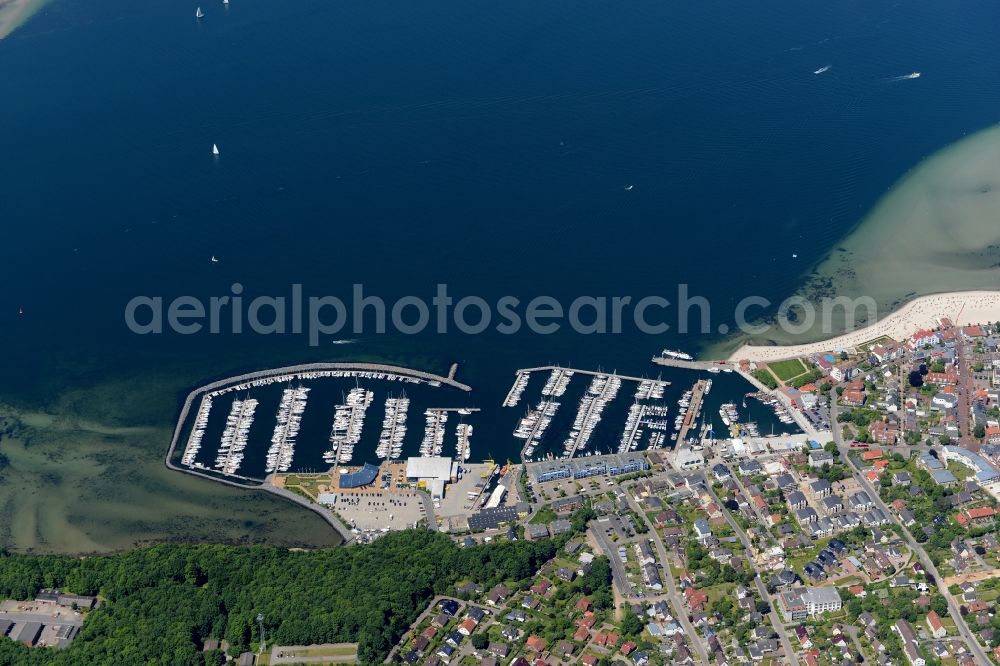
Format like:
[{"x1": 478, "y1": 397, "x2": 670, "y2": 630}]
[{"x1": 0, "y1": 530, "x2": 561, "y2": 665}]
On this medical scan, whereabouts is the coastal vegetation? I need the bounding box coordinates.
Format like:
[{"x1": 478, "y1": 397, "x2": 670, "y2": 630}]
[
  {"x1": 0, "y1": 529, "x2": 565, "y2": 665},
  {"x1": 751, "y1": 368, "x2": 778, "y2": 390}
]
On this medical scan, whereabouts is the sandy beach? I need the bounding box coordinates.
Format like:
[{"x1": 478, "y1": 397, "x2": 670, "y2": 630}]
[
  {"x1": 702, "y1": 124, "x2": 1000, "y2": 362},
  {"x1": 797, "y1": 123, "x2": 1000, "y2": 317},
  {"x1": 0, "y1": 0, "x2": 48, "y2": 39},
  {"x1": 727, "y1": 290, "x2": 1000, "y2": 362}
]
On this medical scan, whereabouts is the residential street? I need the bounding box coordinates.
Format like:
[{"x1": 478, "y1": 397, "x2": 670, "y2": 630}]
[
  {"x1": 830, "y1": 400, "x2": 990, "y2": 665},
  {"x1": 623, "y1": 492, "x2": 711, "y2": 664},
  {"x1": 699, "y1": 474, "x2": 800, "y2": 666}
]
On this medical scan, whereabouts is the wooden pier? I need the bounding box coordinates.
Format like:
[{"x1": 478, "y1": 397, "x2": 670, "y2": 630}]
[
  {"x1": 677, "y1": 379, "x2": 709, "y2": 444},
  {"x1": 502, "y1": 371, "x2": 529, "y2": 408}
]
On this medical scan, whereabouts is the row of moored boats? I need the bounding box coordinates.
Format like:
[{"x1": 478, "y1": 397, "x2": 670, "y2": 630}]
[
  {"x1": 618, "y1": 402, "x2": 669, "y2": 454},
  {"x1": 214, "y1": 397, "x2": 258, "y2": 475},
  {"x1": 514, "y1": 400, "x2": 559, "y2": 460},
  {"x1": 324, "y1": 387, "x2": 374, "y2": 464},
  {"x1": 265, "y1": 385, "x2": 309, "y2": 473},
  {"x1": 376, "y1": 396, "x2": 410, "y2": 460},
  {"x1": 563, "y1": 373, "x2": 622, "y2": 457}
]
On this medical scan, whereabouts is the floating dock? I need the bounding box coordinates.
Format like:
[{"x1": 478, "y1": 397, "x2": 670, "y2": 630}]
[{"x1": 518, "y1": 365, "x2": 670, "y2": 384}]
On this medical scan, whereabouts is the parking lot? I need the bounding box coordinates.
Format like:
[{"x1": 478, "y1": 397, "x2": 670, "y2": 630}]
[{"x1": 802, "y1": 405, "x2": 832, "y2": 431}]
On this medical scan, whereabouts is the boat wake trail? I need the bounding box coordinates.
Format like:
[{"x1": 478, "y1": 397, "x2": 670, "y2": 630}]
[{"x1": 884, "y1": 72, "x2": 921, "y2": 82}]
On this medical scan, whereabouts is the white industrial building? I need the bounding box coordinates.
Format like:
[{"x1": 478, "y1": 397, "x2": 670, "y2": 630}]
[{"x1": 405, "y1": 456, "x2": 457, "y2": 499}]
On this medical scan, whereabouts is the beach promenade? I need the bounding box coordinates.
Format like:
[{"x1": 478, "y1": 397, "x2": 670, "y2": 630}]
[{"x1": 727, "y1": 290, "x2": 1000, "y2": 363}]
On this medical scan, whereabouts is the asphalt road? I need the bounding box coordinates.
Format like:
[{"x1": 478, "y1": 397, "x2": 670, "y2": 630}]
[{"x1": 588, "y1": 524, "x2": 634, "y2": 598}]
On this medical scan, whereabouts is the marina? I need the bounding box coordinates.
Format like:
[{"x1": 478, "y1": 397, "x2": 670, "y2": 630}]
[
  {"x1": 419, "y1": 408, "x2": 448, "y2": 456},
  {"x1": 506, "y1": 365, "x2": 678, "y2": 462},
  {"x1": 719, "y1": 400, "x2": 763, "y2": 438},
  {"x1": 746, "y1": 391, "x2": 797, "y2": 426},
  {"x1": 618, "y1": 402, "x2": 670, "y2": 454},
  {"x1": 169, "y1": 363, "x2": 478, "y2": 484},
  {"x1": 181, "y1": 395, "x2": 212, "y2": 466},
  {"x1": 562, "y1": 372, "x2": 622, "y2": 458},
  {"x1": 541, "y1": 367, "x2": 574, "y2": 397},
  {"x1": 170, "y1": 361, "x2": 800, "y2": 487},
  {"x1": 502, "y1": 372, "x2": 530, "y2": 407},
  {"x1": 516, "y1": 365, "x2": 669, "y2": 384},
  {"x1": 513, "y1": 400, "x2": 561, "y2": 460},
  {"x1": 455, "y1": 423, "x2": 473, "y2": 462}
]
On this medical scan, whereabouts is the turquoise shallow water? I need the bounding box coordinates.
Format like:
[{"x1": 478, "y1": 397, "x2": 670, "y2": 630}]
[{"x1": 2, "y1": 0, "x2": 999, "y2": 453}]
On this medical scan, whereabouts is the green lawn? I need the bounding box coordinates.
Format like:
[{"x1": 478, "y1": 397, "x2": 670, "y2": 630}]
[
  {"x1": 768, "y1": 358, "x2": 808, "y2": 382},
  {"x1": 262, "y1": 643, "x2": 359, "y2": 665},
  {"x1": 947, "y1": 462, "x2": 974, "y2": 483},
  {"x1": 785, "y1": 537, "x2": 831, "y2": 574},
  {"x1": 530, "y1": 505, "x2": 558, "y2": 524}
]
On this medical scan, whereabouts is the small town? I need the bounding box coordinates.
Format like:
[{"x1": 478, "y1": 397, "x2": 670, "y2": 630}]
[
  {"x1": 3, "y1": 317, "x2": 1000, "y2": 666},
  {"x1": 375, "y1": 317, "x2": 1000, "y2": 666}
]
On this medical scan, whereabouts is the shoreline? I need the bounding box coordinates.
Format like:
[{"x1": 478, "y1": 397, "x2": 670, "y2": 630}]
[
  {"x1": 700, "y1": 123, "x2": 1000, "y2": 363},
  {"x1": 0, "y1": 0, "x2": 48, "y2": 40},
  {"x1": 724, "y1": 290, "x2": 1000, "y2": 363}
]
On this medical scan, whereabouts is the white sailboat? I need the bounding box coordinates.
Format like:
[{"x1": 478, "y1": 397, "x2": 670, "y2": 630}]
[
  {"x1": 196, "y1": 7, "x2": 205, "y2": 18},
  {"x1": 211, "y1": 255, "x2": 219, "y2": 263},
  {"x1": 223, "y1": 0, "x2": 229, "y2": 4},
  {"x1": 212, "y1": 143, "x2": 220, "y2": 156}
]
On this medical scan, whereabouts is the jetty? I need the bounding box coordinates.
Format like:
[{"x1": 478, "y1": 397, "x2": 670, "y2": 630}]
[
  {"x1": 652, "y1": 355, "x2": 732, "y2": 371},
  {"x1": 503, "y1": 371, "x2": 530, "y2": 407},
  {"x1": 676, "y1": 379, "x2": 709, "y2": 444}
]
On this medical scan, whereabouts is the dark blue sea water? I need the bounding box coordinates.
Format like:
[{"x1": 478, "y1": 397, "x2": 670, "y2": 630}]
[{"x1": 2, "y1": 0, "x2": 999, "y2": 464}]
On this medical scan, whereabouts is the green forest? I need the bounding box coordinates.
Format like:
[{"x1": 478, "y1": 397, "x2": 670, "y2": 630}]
[{"x1": 0, "y1": 530, "x2": 563, "y2": 665}]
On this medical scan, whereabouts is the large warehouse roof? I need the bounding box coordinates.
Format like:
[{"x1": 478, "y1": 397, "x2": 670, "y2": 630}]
[{"x1": 406, "y1": 456, "x2": 454, "y2": 480}]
